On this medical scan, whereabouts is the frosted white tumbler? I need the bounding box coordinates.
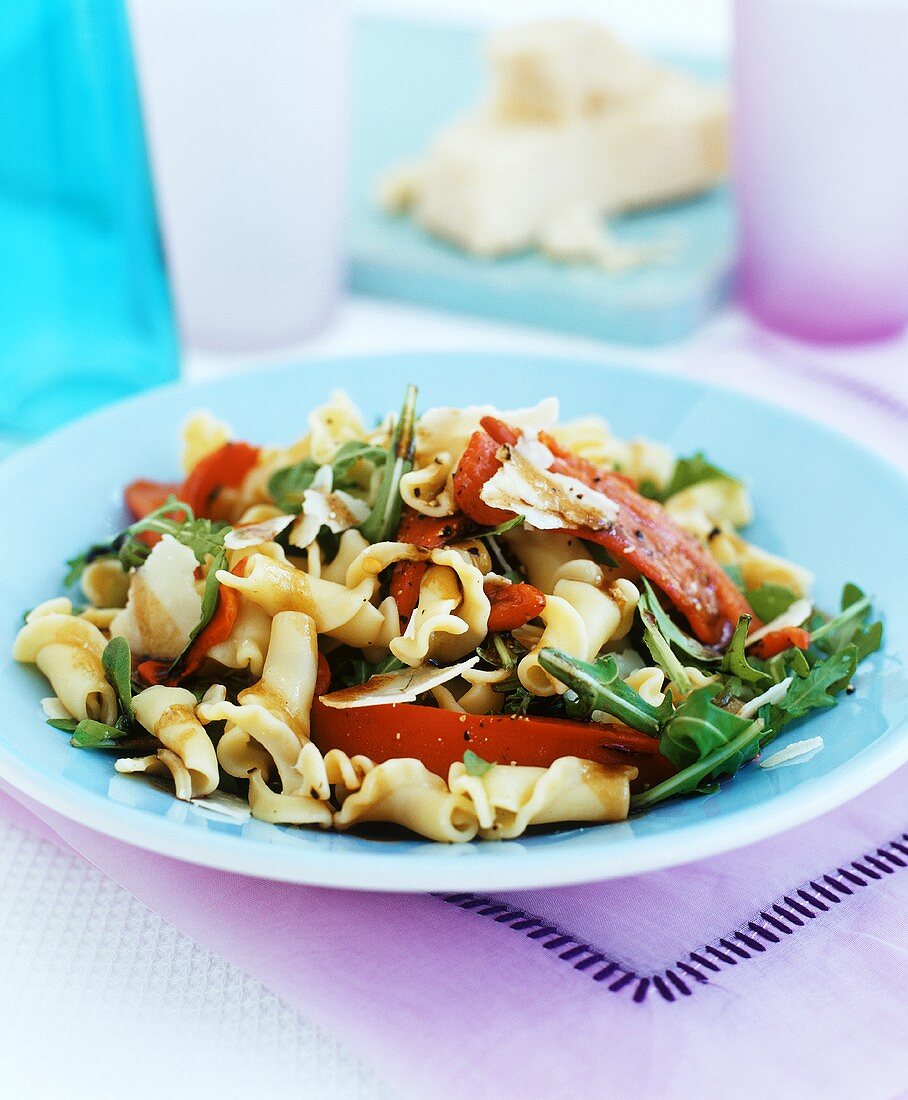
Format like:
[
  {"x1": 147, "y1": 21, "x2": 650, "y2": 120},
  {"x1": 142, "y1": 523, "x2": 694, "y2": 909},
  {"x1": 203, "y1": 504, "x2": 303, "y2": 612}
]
[{"x1": 128, "y1": 0, "x2": 348, "y2": 353}]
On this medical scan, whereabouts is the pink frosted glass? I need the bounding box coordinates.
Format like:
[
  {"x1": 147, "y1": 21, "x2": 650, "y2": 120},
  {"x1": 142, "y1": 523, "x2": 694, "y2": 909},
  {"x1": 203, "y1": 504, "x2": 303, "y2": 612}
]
[{"x1": 734, "y1": 0, "x2": 908, "y2": 344}]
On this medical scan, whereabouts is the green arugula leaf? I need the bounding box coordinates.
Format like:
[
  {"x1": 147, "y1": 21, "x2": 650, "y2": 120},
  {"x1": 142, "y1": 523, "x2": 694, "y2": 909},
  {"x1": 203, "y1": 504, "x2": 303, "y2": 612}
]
[
  {"x1": 723, "y1": 563, "x2": 745, "y2": 591},
  {"x1": 811, "y1": 584, "x2": 883, "y2": 664},
  {"x1": 661, "y1": 452, "x2": 738, "y2": 502},
  {"x1": 360, "y1": 385, "x2": 418, "y2": 544},
  {"x1": 46, "y1": 718, "x2": 78, "y2": 733},
  {"x1": 102, "y1": 636, "x2": 134, "y2": 723},
  {"x1": 745, "y1": 582, "x2": 798, "y2": 622},
  {"x1": 720, "y1": 614, "x2": 769, "y2": 686},
  {"x1": 658, "y1": 686, "x2": 758, "y2": 772},
  {"x1": 65, "y1": 497, "x2": 228, "y2": 585},
  {"x1": 267, "y1": 458, "x2": 319, "y2": 512},
  {"x1": 767, "y1": 646, "x2": 811, "y2": 684},
  {"x1": 853, "y1": 620, "x2": 883, "y2": 663},
  {"x1": 639, "y1": 579, "x2": 720, "y2": 663},
  {"x1": 332, "y1": 441, "x2": 387, "y2": 484},
  {"x1": 70, "y1": 720, "x2": 157, "y2": 754},
  {"x1": 766, "y1": 646, "x2": 857, "y2": 730},
  {"x1": 268, "y1": 441, "x2": 387, "y2": 513},
  {"x1": 639, "y1": 608, "x2": 692, "y2": 696},
  {"x1": 631, "y1": 715, "x2": 763, "y2": 812},
  {"x1": 480, "y1": 515, "x2": 525, "y2": 539},
  {"x1": 70, "y1": 719, "x2": 128, "y2": 749},
  {"x1": 463, "y1": 750, "x2": 494, "y2": 777},
  {"x1": 501, "y1": 684, "x2": 533, "y2": 716},
  {"x1": 538, "y1": 648, "x2": 671, "y2": 735},
  {"x1": 334, "y1": 652, "x2": 408, "y2": 689}
]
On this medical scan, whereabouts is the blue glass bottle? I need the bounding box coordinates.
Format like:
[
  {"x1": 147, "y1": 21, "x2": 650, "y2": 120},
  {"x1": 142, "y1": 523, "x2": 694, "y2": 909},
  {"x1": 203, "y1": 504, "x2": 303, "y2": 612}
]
[{"x1": 0, "y1": 0, "x2": 177, "y2": 449}]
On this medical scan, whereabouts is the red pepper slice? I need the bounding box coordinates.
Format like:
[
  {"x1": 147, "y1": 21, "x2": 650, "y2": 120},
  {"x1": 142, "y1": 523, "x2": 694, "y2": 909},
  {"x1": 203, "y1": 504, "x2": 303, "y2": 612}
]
[
  {"x1": 389, "y1": 508, "x2": 471, "y2": 622},
  {"x1": 453, "y1": 419, "x2": 754, "y2": 646},
  {"x1": 124, "y1": 479, "x2": 181, "y2": 521},
  {"x1": 310, "y1": 692, "x2": 672, "y2": 791},
  {"x1": 124, "y1": 441, "x2": 260, "y2": 523},
  {"x1": 749, "y1": 626, "x2": 811, "y2": 660},
  {"x1": 485, "y1": 581, "x2": 546, "y2": 633},
  {"x1": 178, "y1": 441, "x2": 260, "y2": 519},
  {"x1": 136, "y1": 559, "x2": 247, "y2": 686}
]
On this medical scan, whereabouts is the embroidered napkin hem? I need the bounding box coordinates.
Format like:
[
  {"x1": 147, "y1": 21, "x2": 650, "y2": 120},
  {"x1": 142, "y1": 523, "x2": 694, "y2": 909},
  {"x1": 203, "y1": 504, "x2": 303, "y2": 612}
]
[{"x1": 435, "y1": 825, "x2": 908, "y2": 1004}]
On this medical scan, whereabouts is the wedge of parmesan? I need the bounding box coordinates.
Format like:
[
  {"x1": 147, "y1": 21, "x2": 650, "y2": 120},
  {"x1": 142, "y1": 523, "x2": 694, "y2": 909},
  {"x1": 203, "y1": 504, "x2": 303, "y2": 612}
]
[
  {"x1": 480, "y1": 436, "x2": 619, "y2": 531},
  {"x1": 320, "y1": 657, "x2": 480, "y2": 710},
  {"x1": 381, "y1": 20, "x2": 727, "y2": 260}
]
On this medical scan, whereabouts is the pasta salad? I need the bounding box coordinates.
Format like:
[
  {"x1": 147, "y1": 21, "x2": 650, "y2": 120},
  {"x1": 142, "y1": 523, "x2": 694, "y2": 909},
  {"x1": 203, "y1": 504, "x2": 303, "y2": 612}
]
[{"x1": 15, "y1": 388, "x2": 882, "y2": 842}]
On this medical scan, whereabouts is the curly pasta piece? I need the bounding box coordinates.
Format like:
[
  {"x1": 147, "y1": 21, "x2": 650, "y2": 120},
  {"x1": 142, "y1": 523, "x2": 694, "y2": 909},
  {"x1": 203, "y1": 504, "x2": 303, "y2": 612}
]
[
  {"x1": 246, "y1": 768, "x2": 332, "y2": 826},
  {"x1": 344, "y1": 541, "x2": 490, "y2": 666},
  {"x1": 129, "y1": 685, "x2": 219, "y2": 798},
  {"x1": 549, "y1": 416, "x2": 675, "y2": 490},
  {"x1": 206, "y1": 595, "x2": 273, "y2": 678},
  {"x1": 333, "y1": 759, "x2": 478, "y2": 842},
  {"x1": 707, "y1": 529, "x2": 813, "y2": 596},
  {"x1": 199, "y1": 611, "x2": 319, "y2": 792},
  {"x1": 394, "y1": 549, "x2": 490, "y2": 666},
  {"x1": 182, "y1": 410, "x2": 232, "y2": 473},
  {"x1": 506, "y1": 529, "x2": 592, "y2": 591},
  {"x1": 518, "y1": 576, "x2": 639, "y2": 696},
  {"x1": 400, "y1": 452, "x2": 458, "y2": 518},
  {"x1": 664, "y1": 478, "x2": 753, "y2": 539},
  {"x1": 308, "y1": 390, "x2": 370, "y2": 463},
  {"x1": 80, "y1": 559, "x2": 130, "y2": 609},
  {"x1": 115, "y1": 749, "x2": 196, "y2": 802},
  {"x1": 449, "y1": 756, "x2": 635, "y2": 839},
  {"x1": 14, "y1": 603, "x2": 117, "y2": 725},
  {"x1": 217, "y1": 552, "x2": 398, "y2": 652}
]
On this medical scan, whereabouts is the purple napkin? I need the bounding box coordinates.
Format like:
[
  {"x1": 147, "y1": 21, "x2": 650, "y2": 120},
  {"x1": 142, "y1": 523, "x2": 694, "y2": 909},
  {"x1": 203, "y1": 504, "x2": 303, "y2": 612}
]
[{"x1": 2, "y1": 765, "x2": 906, "y2": 1097}]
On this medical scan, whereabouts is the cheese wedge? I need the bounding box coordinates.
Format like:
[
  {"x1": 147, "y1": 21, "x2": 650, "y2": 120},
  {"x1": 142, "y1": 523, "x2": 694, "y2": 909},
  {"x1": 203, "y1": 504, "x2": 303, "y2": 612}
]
[{"x1": 381, "y1": 20, "x2": 728, "y2": 262}]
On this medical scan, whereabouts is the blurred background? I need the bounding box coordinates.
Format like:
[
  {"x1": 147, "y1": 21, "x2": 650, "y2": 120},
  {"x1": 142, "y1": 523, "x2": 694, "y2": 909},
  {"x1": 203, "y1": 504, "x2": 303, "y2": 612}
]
[{"x1": 2, "y1": 0, "x2": 907, "y2": 452}]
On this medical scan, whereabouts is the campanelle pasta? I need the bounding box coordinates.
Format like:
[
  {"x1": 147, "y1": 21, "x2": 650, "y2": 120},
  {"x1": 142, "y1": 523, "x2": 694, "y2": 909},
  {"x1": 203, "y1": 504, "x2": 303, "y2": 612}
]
[{"x1": 13, "y1": 387, "x2": 879, "y2": 843}]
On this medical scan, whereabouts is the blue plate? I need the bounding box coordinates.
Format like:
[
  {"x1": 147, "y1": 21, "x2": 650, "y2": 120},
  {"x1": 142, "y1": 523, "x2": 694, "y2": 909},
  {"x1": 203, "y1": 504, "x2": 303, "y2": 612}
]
[
  {"x1": 0, "y1": 353, "x2": 905, "y2": 891},
  {"x1": 350, "y1": 16, "x2": 733, "y2": 345}
]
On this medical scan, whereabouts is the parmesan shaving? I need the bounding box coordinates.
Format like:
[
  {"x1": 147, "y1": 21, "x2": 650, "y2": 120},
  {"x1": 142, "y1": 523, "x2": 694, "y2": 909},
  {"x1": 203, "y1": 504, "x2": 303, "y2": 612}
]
[
  {"x1": 746, "y1": 598, "x2": 813, "y2": 647},
  {"x1": 41, "y1": 697, "x2": 72, "y2": 721},
  {"x1": 738, "y1": 676, "x2": 793, "y2": 720},
  {"x1": 223, "y1": 514, "x2": 294, "y2": 550},
  {"x1": 759, "y1": 737, "x2": 824, "y2": 770},
  {"x1": 289, "y1": 482, "x2": 371, "y2": 550},
  {"x1": 320, "y1": 656, "x2": 480, "y2": 709},
  {"x1": 480, "y1": 436, "x2": 619, "y2": 531},
  {"x1": 190, "y1": 791, "x2": 253, "y2": 822}
]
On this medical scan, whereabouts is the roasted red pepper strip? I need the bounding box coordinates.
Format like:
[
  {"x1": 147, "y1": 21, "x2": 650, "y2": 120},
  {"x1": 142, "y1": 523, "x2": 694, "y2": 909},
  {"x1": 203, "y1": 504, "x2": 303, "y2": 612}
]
[
  {"x1": 310, "y1": 692, "x2": 672, "y2": 792},
  {"x1": 178, "y1": 441, "x2": 260, "y2": 519},
  {"x1": 749, "y1": 626, "x2": 811, "y2": 660},
  {"x1": 452, "y1": 430, "x2": 514, "y2": 527},
  {"x1": 389, "y1": 508, "x2": 471, "y2": 621},
  {"x1": 136, "y1": 559, "x2": 247, "y2": 686},
  {"x1": 454, "y1": 419, "x2": 754, "y2": 646},
  {"x1": 124, "y1": 441, "x2": 260, "y2": 522},
  {"x1": 124, "y1": 479, "x2": 182, "y2": 521},
  {"x1": 485, "y1": 581, "x2": 546, "y2": 633}
]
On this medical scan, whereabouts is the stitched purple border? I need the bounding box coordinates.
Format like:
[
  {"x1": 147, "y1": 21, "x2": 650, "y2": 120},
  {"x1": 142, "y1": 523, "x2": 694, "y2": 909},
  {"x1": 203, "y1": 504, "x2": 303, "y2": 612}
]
[{"x1": 433, "y1": 831, "x2": 908, "y2": 1004}]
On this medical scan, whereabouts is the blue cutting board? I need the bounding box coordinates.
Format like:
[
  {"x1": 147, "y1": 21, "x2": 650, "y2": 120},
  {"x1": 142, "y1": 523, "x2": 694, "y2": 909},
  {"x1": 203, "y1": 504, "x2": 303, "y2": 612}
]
[{"x1": 350, "y1": 16, "x2": 733, "y2": 345}]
